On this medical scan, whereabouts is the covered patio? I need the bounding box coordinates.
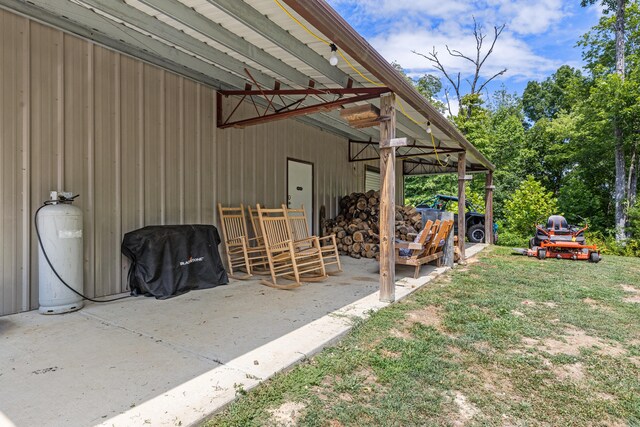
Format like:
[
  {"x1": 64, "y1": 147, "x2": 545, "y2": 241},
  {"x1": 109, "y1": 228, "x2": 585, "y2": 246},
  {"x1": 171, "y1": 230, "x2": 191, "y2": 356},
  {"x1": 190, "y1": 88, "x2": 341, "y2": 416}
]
[
  {"x1": 0, "y1": 245, "x2": 485, "y2": 427},
  {"x1": 0, "y1": 0, "x2": 496, "y2": 425}
]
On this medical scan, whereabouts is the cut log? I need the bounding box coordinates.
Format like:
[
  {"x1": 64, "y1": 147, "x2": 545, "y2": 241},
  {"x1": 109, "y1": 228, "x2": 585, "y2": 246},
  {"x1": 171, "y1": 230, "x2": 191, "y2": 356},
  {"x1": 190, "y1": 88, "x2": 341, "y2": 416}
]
[{"x1": 356, "y1": 198, "x2": 367, "y2": 211}]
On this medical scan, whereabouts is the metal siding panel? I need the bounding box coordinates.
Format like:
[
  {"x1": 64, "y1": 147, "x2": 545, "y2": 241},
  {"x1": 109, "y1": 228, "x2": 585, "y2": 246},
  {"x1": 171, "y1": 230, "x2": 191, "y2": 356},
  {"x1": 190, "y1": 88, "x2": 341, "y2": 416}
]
[
  {"x1": 29, "y1": 21, "x2": 64, "y2": 309},
  {"x1": 120, "y1": 55, "x2": 144, "y2": 289},
  {"x1": 201, "y1": 87, "x2": 215, "y2": 225},
  {"x1": 62, "y1": 33, "x2": 94, "y2": 295},
  {"x1": 163, "y1": 72, "x2": 182, "y2": 224},
  {"x1": 143, "y1": 64, "x2": 163, "y2": 226},
  {"x1": 183, "y1": 79, "x2": 200, "y2": 223},
  {"x1": 93, "y1": 46, "x2": 119, "y2": 297},
  {"x1": 0, "y1": 10, "x2": 30, "y2": 315}
]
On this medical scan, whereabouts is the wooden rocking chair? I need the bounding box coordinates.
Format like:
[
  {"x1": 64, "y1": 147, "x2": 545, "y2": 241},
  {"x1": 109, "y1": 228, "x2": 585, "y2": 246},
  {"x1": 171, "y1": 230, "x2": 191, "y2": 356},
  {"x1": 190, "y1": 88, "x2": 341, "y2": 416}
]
[
  {"x1": 256, "y1": 204, "x2": 327, "y2": 289},
  {"x1": 283, "y1": 204, "x2": 342, "y2": 275},
  {"x1": 395, "y1": 219, "x2": 454, "y2": 279},
  {"x1": 217, "y1": 203, "x2": 268, "y2": 280}
]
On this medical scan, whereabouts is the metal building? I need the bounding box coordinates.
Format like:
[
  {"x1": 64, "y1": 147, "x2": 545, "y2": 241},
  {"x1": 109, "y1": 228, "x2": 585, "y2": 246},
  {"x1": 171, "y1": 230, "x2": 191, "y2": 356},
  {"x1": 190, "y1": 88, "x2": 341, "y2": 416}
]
[{"x1": 0, "y1": 0, "x2": 494, "y2": 316}]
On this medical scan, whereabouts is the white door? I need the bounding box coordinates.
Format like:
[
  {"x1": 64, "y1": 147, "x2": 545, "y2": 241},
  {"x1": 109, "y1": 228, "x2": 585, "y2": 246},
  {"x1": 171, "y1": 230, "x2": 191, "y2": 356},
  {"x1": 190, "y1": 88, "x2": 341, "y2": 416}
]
[{"x1": 287, "y1": 159, "x2": 313, "y2": 233}]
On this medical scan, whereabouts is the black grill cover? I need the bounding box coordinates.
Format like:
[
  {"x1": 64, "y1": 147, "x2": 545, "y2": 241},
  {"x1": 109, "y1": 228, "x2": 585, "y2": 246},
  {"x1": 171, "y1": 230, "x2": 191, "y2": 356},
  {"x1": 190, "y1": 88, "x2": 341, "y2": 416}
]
[{"x1": 121, "y1": 225, "x2": 228, "y2": 299}]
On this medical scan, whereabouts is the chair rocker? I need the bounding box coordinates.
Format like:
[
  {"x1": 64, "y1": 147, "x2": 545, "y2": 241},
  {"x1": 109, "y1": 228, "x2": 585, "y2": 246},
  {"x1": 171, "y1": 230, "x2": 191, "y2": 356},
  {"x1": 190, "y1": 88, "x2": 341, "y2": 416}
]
[
  {"x1": 217, "y1": 203, "x2": 267, "y2": 280},
  {"x1": 257, "y1": 204, "x2": 327, "y2": 289},
  {"x1": 283, "y1": 204, "x2": 342, "y2": 275}
]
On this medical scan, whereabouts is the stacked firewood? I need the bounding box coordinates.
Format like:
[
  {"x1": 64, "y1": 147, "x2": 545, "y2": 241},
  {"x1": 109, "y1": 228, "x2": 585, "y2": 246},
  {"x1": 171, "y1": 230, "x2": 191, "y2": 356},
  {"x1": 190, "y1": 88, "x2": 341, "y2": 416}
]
[{"x1": 323, "y1": 190, "x2": 424, "y2": 259}]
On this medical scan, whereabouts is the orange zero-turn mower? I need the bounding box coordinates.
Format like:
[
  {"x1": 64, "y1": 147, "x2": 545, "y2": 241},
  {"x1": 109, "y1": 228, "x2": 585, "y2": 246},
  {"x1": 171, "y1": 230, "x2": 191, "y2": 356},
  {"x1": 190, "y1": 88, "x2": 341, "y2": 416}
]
[{"x1": 514, "y1": 215, "x2": 601, "y2": 262}]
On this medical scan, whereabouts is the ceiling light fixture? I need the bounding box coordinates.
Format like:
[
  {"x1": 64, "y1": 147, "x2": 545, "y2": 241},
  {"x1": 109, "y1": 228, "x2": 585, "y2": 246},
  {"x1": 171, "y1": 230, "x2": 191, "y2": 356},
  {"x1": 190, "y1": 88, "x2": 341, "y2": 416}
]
[
  {"x1": 329, "y1": 43, "x2": 339, "y2": 66},
  {"x1": 426, "y1": 120, "x2": 432, "y2": 134}
]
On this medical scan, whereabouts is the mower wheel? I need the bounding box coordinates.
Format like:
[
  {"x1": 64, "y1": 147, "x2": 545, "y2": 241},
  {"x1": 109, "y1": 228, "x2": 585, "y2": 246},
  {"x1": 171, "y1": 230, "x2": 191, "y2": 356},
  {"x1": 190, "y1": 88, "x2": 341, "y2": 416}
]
[
  {"x1": 589, "y1": 252, "x2": 601, "y2": 263},
  {"x1": 529, "y1": 238, "x2": 536, "y2": 249},
  {"x1": 537, "y1": 249, "x2": 546, "y2": 260}
]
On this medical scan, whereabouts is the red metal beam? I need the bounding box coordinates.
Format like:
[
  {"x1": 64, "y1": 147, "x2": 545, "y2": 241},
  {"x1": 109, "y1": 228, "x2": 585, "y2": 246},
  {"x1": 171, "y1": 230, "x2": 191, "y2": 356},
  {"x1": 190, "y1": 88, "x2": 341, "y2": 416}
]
[
  {"x1": 218, "y1": 90, "x2": 390, "y2": 129},
  {"x1": 218, "y1": 87, "x2": 389, "y2": 96}
]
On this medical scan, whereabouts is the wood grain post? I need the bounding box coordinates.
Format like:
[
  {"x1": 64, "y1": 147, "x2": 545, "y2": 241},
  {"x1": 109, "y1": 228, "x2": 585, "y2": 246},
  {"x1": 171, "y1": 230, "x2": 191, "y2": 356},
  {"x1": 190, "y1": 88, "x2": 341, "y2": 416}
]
[
  {"x1": 379, "y1": 93, "x2": 396, "y2": 302},
  {"x1": 484, "y1": 171, "x2": 494, "y2": 245},
  {"x1": 457, "y1": 152, "x2": 466, "y2": 262}
]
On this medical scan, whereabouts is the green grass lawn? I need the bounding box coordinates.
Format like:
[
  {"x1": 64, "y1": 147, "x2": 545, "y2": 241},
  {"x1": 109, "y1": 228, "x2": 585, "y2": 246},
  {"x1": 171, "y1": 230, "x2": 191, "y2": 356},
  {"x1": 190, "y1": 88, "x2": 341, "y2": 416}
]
[{"x1": 205, "y1": 247, "x2": 640, "y2": 427}]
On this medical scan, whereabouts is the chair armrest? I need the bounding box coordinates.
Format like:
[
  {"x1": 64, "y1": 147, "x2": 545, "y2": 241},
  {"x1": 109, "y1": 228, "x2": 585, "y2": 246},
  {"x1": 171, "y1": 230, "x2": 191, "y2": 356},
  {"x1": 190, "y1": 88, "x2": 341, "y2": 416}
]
[
  {"x1": 226, "y1": 236, "x2": 245, "y2": 246},
  {"x1": 318, "y1": 235, "x2": 336, "y2": 244},
  {"x1": 269, "y1": 240, "x2": 292, "y2": 251},
  {"x1": 293, "y1": 236, "x2": 318, "y2": 245}
]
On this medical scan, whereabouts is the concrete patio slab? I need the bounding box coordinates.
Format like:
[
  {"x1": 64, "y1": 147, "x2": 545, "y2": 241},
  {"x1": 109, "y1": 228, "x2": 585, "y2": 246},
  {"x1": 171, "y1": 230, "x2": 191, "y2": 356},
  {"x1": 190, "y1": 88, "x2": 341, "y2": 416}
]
[{"x1": 0, "y1": 244, "x2": 486, "y2": 427}]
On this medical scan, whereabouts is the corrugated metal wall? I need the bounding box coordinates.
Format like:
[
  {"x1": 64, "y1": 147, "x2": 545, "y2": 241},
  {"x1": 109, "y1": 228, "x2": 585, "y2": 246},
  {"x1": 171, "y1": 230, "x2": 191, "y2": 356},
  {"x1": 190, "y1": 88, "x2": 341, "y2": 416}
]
[{"x1": 1, "y1": 9, "x2": 385, "y2": 316}]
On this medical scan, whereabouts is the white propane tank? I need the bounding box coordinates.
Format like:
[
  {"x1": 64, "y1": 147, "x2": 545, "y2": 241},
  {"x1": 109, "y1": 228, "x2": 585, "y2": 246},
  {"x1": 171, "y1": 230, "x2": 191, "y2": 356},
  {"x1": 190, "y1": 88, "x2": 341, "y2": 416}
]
[{"x1": 37, "y1": 192, "x2": 84, "y2": 314}]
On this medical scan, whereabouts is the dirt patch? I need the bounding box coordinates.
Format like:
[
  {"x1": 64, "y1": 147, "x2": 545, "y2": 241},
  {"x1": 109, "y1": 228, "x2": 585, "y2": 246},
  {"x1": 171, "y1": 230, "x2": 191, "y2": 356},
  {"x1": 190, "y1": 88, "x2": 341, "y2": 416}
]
[
  {"x1": 380, "y1": 348, "x2": 401, "y2": 359},
  {"x1": 522, "y1": 328, "x2": 627, "y2": 357},
  {"x1": 475, "y1": 366, "x2": 516, "y2": 398},
  {"x1": 457, "y1": 257, "x2": 481, "y2": 271},
  {"x1": 406, "y1": 305, "x2": 443, "y2": 329},
  {"x1": 338, "y1": 393, "x2": 353, "y2": 402},
  {"x1": 452, "y1": 392, "x2": 480, "y2": 426},
  {"x1": 543, "y1": 302, "x2": 558, "y2": 308},
  {"x1": 594, "y1": 392, "x2": 616, "y2": 401},
  {"x1": 581, "y1": 298, "x2": 611, "y2": 311},
  {"x1": 268, "y1": 401, "x2": 306, "y2": 427},
  {"x1": 511, "y1": 310, "x2": 525, "y2": 317},
  {"x1": 553, "y1": 362, "x2": 585, "y2": 382},
  {"x1": 389, "y1": 328, "x2": 412, "y2": 339},
  {"x1": 521, "y1": 300, "x2": 537, "y2": 306},
  {"x1": 623, "y1": 295, "x2": 640, "y2": 304},
  {"x1": 622, "y1": 285, "x2": 640, "y2": 303},
  {"x1": 472, "y1": 341, "x2": 493, "y2": 354}
]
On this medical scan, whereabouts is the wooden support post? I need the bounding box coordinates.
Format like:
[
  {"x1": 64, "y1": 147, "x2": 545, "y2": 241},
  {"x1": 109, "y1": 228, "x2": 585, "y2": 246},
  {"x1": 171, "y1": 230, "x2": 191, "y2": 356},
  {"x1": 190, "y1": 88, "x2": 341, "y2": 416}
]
[
  {"x1": 457, "y1": 152, "x2": 466, "y2": 262},
  {"x1": 484, "y1": 171, "x2": 494, "y2": 245},
  {"x1": 379, "y1": 93, "x2": 396, "y2": 302}
]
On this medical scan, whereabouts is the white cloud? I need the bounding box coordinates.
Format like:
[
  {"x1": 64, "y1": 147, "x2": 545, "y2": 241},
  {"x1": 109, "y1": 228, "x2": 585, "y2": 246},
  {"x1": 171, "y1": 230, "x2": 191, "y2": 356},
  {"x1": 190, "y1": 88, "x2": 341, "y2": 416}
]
[
  {"x1": 489, "y1": 0, "x2": 567, "y2": 35},
  {"x1": 330, "y1": 0, "x2": 471, "y2": 19},
  {"x1": 370, "y1": 26, "x2": 561, "y2": 84},
  {"x1": 331, "y1": 0, "x2": 569, "y2": 35},
  {"x1": 329, "y1": 0, "x2": 593, "y2": 95}
]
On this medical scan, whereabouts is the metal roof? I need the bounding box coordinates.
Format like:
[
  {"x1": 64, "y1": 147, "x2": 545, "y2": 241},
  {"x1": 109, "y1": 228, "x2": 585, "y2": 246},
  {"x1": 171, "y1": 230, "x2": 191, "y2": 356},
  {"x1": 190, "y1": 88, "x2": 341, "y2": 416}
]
[{"x1": 0, "y1": 0, "x2": 494, "y2": 173}]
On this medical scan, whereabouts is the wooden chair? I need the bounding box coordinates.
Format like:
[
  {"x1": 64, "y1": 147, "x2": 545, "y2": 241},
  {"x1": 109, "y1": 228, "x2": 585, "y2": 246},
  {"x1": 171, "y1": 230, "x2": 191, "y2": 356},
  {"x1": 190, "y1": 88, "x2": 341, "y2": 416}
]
[
  {"x1": 217, "y1": 203, "x2": 268, "y2": 280},
  {"x1": 257, "y1": 204, "x2": 327, "y2": 289},
  {"x1": 283, "y1": 204, "x2": 342, "y2": 275},
  {"x1": 247, "y1": 205, "x2": 265, "y2": 246},
  {"x1": 395, "y1": 219, "x2": 454, "y2": 279}
]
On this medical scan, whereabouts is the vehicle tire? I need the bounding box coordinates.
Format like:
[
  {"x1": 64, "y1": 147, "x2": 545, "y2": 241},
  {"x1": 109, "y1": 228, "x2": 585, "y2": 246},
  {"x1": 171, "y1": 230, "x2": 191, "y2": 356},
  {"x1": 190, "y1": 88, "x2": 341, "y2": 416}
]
[
  {"x1": 538, "y1": 249, "x2": 546, "y2": 260},
  {"x1": 589, "y1": 252, "x2": 601, "y2": 263},
  {"x1": 467, "y1": 223, "x2": 485, "y2": 243},
  {"x1": 529, "y1": 238, "x2": 536, "y2": 249}
]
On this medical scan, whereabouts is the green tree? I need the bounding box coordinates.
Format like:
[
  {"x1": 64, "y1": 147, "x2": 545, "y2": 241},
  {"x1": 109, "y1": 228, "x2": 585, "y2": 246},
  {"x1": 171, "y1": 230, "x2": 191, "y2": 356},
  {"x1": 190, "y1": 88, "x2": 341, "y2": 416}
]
[
  {"x1": 522, "y1": 66, "x2": 588, "y2": 122},
  {"x1": 504, "y1": 176, "x2": 559, "y2": 237},
  {"x1": 391, "y1": 61, "x2": 445, "y2": 112},
  {"x1": 579, "y1": 0, "x2": 635, "y2": 241}
]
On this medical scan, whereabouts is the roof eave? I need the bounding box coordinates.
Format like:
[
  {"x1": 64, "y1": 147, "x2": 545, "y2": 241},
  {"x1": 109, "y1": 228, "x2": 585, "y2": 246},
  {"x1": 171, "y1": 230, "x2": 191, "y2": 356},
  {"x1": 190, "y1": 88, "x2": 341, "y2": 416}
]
[{"x1": 282, "y1": 0, "x2": 495, "y2": 172}]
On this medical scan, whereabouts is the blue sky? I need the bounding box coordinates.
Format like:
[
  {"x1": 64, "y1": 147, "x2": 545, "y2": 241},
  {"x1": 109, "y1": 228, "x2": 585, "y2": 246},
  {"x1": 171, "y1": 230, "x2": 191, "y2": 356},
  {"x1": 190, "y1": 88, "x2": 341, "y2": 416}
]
[{"x1": 328, "y1": 0, "x2": 604, "y2": 109}]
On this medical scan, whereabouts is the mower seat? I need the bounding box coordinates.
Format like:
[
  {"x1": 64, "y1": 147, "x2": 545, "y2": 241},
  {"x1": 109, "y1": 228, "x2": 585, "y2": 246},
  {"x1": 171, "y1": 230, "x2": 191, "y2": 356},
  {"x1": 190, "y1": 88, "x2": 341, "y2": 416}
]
[{"x1": 547, "y1": 215, "x2": 569, "y2": 232}]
